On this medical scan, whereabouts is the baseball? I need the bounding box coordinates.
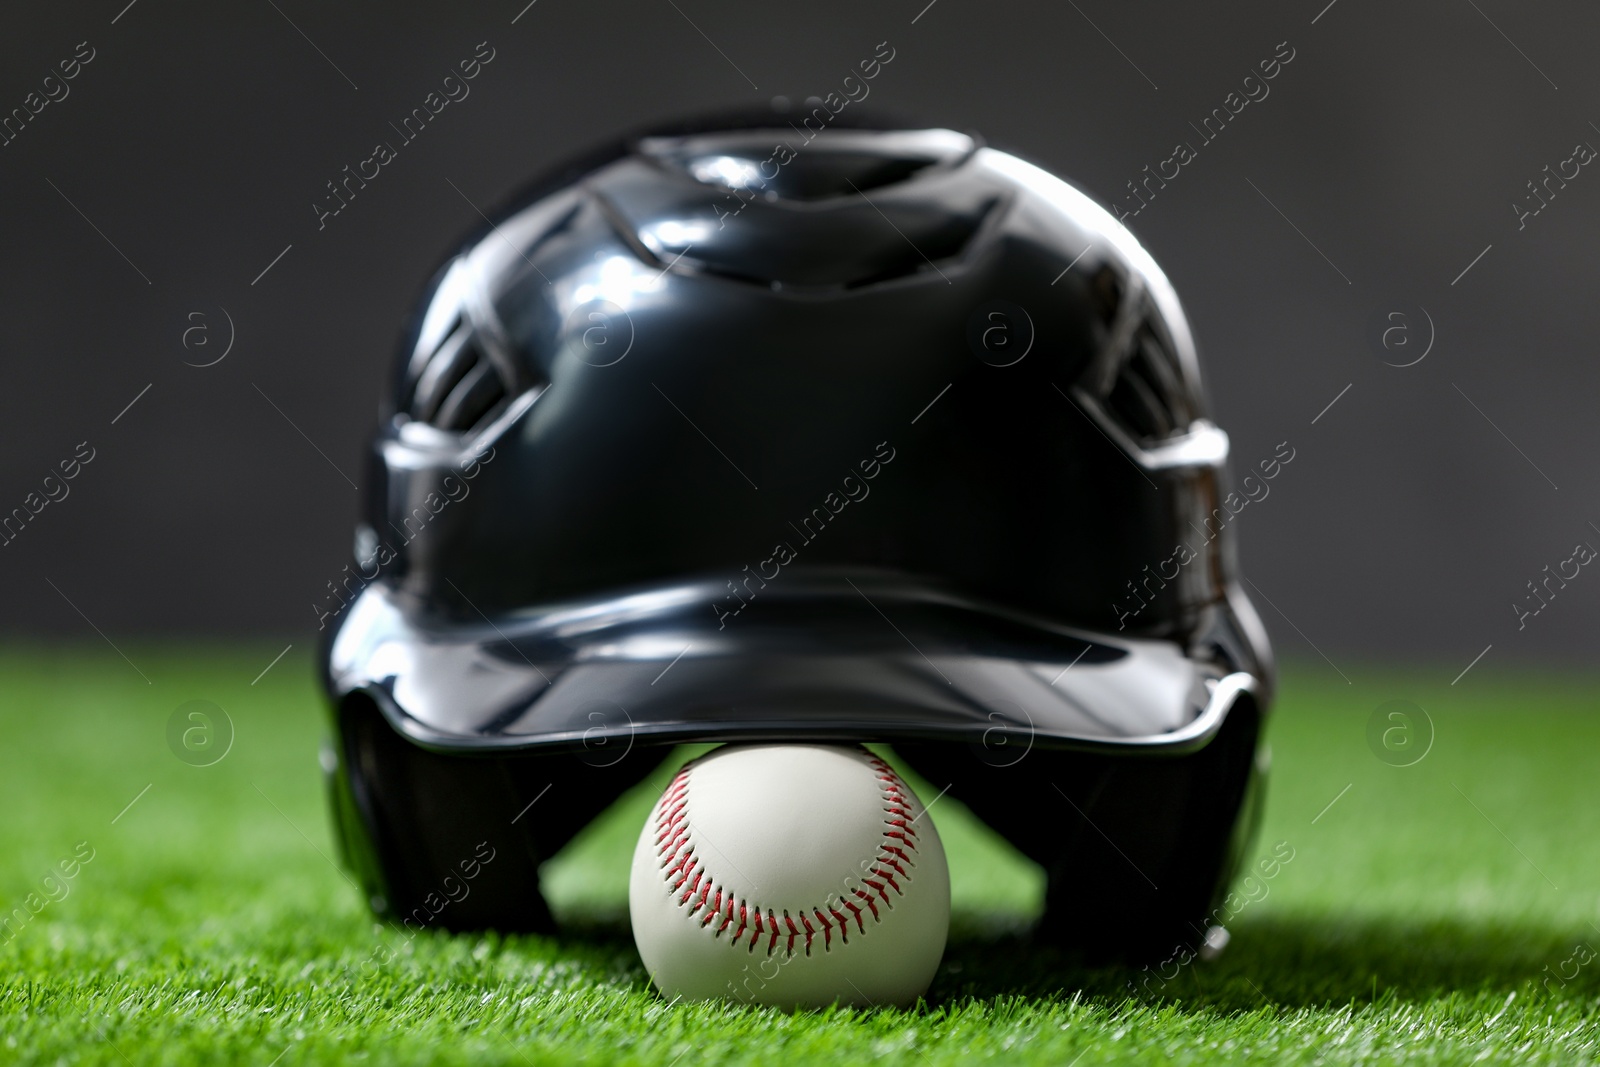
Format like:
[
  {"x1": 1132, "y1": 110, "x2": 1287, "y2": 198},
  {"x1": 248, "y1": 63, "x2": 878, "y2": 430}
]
[{"x1": 629, "y1": 744, "x2": 950, "y2": 1008}]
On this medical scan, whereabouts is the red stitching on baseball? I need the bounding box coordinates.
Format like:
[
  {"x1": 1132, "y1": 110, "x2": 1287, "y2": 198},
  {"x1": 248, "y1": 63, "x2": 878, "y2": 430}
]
[
  {"x1": 701, "y1": 888, "x2": 723, "y2": 927},
  {"x1": 814, "y1": 908, "x2": 831, "y2": 952},
  {"x1": 651, "y1": 748, "x2": 921, "y2": 958},
  {"x1": 830, "y1": 904, "x2": 852, "y2": 942}
]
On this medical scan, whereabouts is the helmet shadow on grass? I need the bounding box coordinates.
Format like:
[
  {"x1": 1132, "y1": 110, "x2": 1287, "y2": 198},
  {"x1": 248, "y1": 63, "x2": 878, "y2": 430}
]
[
  {"x1": 934, "y1": 912, "x2": 1600, "y2": 1013},
  {"x1": 535, "y1": 908, "x2": 1600, "y2": 1014}
]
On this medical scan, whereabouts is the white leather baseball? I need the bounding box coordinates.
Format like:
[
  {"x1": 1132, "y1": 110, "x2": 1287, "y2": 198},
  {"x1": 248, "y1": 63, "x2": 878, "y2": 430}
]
[{"x1": 629, "y1": 744, "x2": 950, "y2": 1008}]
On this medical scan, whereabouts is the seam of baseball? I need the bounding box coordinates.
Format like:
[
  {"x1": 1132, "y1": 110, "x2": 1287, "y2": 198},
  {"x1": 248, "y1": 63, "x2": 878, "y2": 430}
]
[{"x1": 652, "y1": 748, "x2": 920, "y2": 959}]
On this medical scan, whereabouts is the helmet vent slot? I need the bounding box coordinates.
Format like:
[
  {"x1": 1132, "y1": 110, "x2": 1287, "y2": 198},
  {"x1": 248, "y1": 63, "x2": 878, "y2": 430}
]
[
  {"x1": 677, "y1": 150, "x2": 935, "y2": 201},
  {"x1": 403, "y1": 326, "x2": 510, "y2": 434},
  {"x1": 639, "y1": 128, "x2": 976, "y2": 204},
  {"x1": 1103, "y1": 322, "x2": 1193, "y2": 444},
  {"x1": 1088, "y1": 264, "x2": 1123, "y2": 327}
]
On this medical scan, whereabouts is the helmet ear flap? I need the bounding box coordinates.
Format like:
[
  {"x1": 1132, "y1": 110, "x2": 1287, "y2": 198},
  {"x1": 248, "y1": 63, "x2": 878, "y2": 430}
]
[
  {"x1": 1034, "y1": 691, "x2": 1264, "y2": 963},
  {"x1": 891, "y1": 690, "x2": 1264, "y2": 964},
  {"x1": 329, "y1": 691, "x2": 667, "y2": 932},
  {"x1": 331, "y1": 692, "x2": 555, "y2": 933}
]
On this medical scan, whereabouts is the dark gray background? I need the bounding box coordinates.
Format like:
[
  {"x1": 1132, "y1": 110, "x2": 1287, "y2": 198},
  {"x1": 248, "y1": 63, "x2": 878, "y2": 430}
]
[{"x1": 1, "y1": 0, "x2": 1594, "y2": 676}]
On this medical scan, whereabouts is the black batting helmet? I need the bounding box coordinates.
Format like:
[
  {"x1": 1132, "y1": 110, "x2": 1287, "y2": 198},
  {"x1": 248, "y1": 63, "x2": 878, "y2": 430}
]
[{"x1": 321, "y1": 114, "x2": 1273, "y2": 959}]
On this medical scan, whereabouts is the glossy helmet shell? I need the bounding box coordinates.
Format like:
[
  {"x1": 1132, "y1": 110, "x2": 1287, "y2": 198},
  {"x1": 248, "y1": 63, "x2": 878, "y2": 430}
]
[{"x1": 322, "y1": 117, "x2": 1272, "y2": 958}]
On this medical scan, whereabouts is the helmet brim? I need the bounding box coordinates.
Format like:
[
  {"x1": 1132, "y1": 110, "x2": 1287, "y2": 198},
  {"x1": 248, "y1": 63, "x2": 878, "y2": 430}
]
[{"x1": 325, "y1": 570, "x2": 1259, "y2": 761}]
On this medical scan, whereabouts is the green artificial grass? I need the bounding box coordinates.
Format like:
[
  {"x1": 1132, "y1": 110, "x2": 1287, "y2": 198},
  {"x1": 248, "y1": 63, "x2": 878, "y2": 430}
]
[{"x1": 2, "y1": 646, "x2": 1599, "y2": 1064}]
